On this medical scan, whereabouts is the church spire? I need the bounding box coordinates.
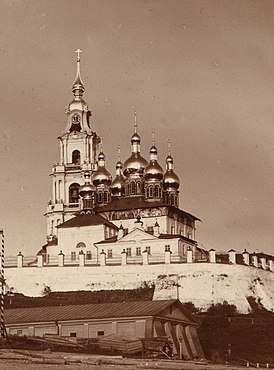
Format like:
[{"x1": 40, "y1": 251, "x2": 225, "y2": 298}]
[{"x1": 72, "y1": 48, "x2": 85, "y2": 100}]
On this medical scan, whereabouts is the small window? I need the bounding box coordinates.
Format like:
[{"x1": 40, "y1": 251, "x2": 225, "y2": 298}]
[
  {"x1": 72, "y1": 150, "x2": 80, "y2": 164},
  {"x1": 70, "y1": 332, "x2": 77, "y2": 337},
  {"x1": 148, "y1": 186, "x2": 153, "y2": 198},
  {"x1": 171, "y1": 225, "x2": 175, "y2": 235},
  {"x1": 97, "y1": 331, "x2": 105, "y2": 336},
  {"x1": 104, "y1": 191, "x2": 109, "y2": 203},
  {"x1": 126, "y1": 248, "x2": 131, "y2": 257},
  {"x1": 165, "y1": 245, "x2": 170, "y2": 252},
  {"x1": 86, "y1": 251, "x2": 92, "y2": 260},
  {"x1": 145, "y1": 246, "x2": 151, "y2": 255},
  {"x1": 76, "y1": 242, "x2": 86, "y2": 249},
  {"x1": 155, "y1": 185, "x2": 160, "y2": 198},
  {"x1": 123, "y1": 228, "x2": 129, "y2": 236},
  {"x1": 131, "y1": 181, "x2": 136, "y2": 195},
  {"x1": 71, "y1": 252, "x2": 76, "y2": 261},
  {"x1": 17, "y1": 330, "x2": 23, "y2": 335},
  {"x1": 98, "y1": 192, "x2": 103, "y2": 203},
  {"x1": 107, "y1": 249, "x2": 113, "y2": 258},
  {"x1": 136, "y1": 247, "x2": 141, "y2": 256},
  {"x1": 147, "y1": 226, "x2": 153, "y2": 235}
]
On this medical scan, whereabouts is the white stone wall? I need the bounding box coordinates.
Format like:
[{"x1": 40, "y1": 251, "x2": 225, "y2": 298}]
[{"x1": 5, "y1": 263, "x2": 274, "y2": 313}]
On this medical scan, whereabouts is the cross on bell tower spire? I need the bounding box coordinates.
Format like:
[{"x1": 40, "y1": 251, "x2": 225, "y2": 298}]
[{"x1": 72, "y1": 48, "x2": 85, "y2": 100}]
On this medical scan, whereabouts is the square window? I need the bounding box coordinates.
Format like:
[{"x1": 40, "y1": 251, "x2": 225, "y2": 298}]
[
  {"x1": 107, "y1": 249, "x2": 113, "y2": 258},
  {"x1": 70, "y1": 332, "x2": 77, "y2": 337},
  {"x1": 145, "y1": 246, "x2": 151, "y2": 255},
  {"x1": 165, "y1": 245, "x2": 170, "y2": 252},
  {"x1": 126, "y1": 248, "x2": 131, "y2": 257},
  {"x1": 97, "y1": 331, "x2": 105, "y2": 336},
  {"x1": 86, "y1": 251, "x2": 92, "y2": 260},
  {"x1": 136, "y1": 247, "x2": 141, "y2": 256}
]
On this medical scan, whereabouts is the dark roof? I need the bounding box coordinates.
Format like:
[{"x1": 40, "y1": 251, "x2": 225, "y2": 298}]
[
  {"x1": 159, "y1": 234, "x2": 196, "y2": 244},
  {"x1": 57, "y1": 213, "x2": 118, "y2": 229},
  {"x1": 96, "y1": 236, "x2": 118, "y2": 244},
  {"x1": 96, "y1": 196, "x2": 200, "y2": 221},
  {"x1": 4, "y1": 299, "x2": 196, "y2": 325}
]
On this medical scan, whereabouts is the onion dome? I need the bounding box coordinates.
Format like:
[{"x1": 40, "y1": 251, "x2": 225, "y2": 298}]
[
  {"x1": 111, "y1": 159, "x2": 125, "y2": 195},
  {"x1": 144, "y1": 144, "x2": 163, "y2": 181},
  {"x1": 163, "y1": 146, "x2": 180, "y2": 190},
  {"x1": 92, "y1": 151, "x2": 112, "y2": 187},
  {"x1": 79, "y1": 172, "x2": 96, "y2": 197},
  {"x1": 123, "y1": 112, "x2": 148, "y2": 176}
]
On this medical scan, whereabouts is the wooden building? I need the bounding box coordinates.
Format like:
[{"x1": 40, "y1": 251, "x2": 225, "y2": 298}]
[{"x1": 5, "y1": 299, "x2": 204, "y2": 359}]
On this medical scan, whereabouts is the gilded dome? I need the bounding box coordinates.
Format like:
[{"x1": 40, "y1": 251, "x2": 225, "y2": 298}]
[
  {"x1": 163, "y1": 155, "x2": 180, "y2": 189},
  {"x1": 92, "y1": 167, "x2": 112, "y2": 187},
  {"x1": 123, "y1": 152, "x2": 148, "y2": 176},
  {"x1": 79, "y1": 172, "x2": 96, "y2": 197},
  {"x1": 111, "y1": 174, "x2": 125, "y2": 195},
  {"x1": 144, "y1": 161, "x2": 164, "y2": 181},
  {"x1": 92, "y1": 152, "x2": 112, "y2": 187},
  {"x1": 131, "y1": 132, "x2": 141, "y2": 143}
]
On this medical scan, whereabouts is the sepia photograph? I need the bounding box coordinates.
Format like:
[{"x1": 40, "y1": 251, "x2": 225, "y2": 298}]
[{"x1": 0, "y1": 0, "x2": 273, "y2": 368}]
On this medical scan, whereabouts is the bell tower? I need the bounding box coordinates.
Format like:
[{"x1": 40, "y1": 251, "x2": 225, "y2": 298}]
[{"x1": 45, "y1": 49, "x2": 100, "y2": 240}]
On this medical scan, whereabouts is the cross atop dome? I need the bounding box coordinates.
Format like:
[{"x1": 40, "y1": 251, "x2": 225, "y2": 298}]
[{"x1": 75, "y1": 48, "x2": 82, "y2": 62}]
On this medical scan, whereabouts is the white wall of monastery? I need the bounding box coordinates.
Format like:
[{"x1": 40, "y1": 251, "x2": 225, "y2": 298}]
[{"x1": 5, "y1": 263, "x2": 274, "y2": 314}]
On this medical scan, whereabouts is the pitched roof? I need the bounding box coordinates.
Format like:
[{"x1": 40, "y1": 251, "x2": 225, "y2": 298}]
[
  {"x1": 4, "y1": 299, "x2": 195, "y2": 325},
  {"x1": 159, "y1": 234, "x2": 196, "y2": 244},
  {"x1": 57, "y1": 213, "x2": 118, "y2": 229},
  {"x1": 96, "y1": 196, "x2": 200, "y2": 221}
]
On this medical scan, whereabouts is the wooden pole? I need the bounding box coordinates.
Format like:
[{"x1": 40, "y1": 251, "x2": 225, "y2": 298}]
[{"x1": 0, "y1": 230, "x2": 4, "y2": 337}]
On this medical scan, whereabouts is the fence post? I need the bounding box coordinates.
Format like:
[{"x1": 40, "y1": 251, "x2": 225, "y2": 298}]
[
  {"x1": 260, "y1": 257, "x2": 266, "y2": 270},
  {"x1": 17, "y1": 252, "x2": 24, "y2": 268},
  {"x1": 187, "y1": 248, "x2": 193, "y2": 263},
  {"x1": 37, "y1": 254, "x2": 43, "y2": 267},
  {"x1": 142, "y1": 250, "x2": 149, "y2": 265},
  {"x1": 121, "y1": 249, "x2": 127, "y2": 265},
  {"x1": 242, "y1": 249, "x2": 250, "y2": 265},
  {"x1": 79, "y1": 250, "x2": 85, "y2": 267},
  {"x1": 251, "y1": 254, "x2": 258, "y2": 268},
  {"x1": 165, "y1": 250, "x2": 171, "y2": 264},
  {"x1": 100, "y1": 250, "x2": 106, "y2": 266},
  {"x1": 228, "y1": 249, "x2": 236, "y2": 264},
  {"x1": 58, "y1": 251, "x2": 64, "y2": 267},
  {"x1": 209, "y1": 249, "x2": 216, "y2": 263},
  {"x1": 268, "y1": 260, "x2": 273, "y2": 272}
]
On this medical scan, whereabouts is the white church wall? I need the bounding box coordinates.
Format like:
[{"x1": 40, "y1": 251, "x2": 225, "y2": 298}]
[{"x1": 4, "y1": 263, "x2": 274, "y2": 313}]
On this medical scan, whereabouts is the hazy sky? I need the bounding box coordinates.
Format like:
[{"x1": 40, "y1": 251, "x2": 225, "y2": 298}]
[{"x1": 1, "y1": 0, "x2": 274, "y2": 256}]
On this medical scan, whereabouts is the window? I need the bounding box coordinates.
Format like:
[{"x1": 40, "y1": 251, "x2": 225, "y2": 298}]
[
  {"x1": 107, "y1": 249, "x2": 113, "y2": 258},
  {"x1": 171, "y1": 194, "x2": 175, "y2": 206},
  {"x1": 136, "y1": 247, "x2": 141, "y2": 256},
  {"x1": 86, "y1": 251, "x2": 92, "y2": 260},
  {"x1": 98, "y1": 191, "x2": 103, "y2": 203},
  {"x1": 126, "y1": 248, "x2": 131, "y2": 257},
  {"x1": 70, "y1": 332, "x2": 77, "y2": 337},
  {"x1": 17, "y1": 330, "x2": 23, "y2": 335},
  {"x1": 72, "y1": 150, "x2": 81, "y2": 164},
  {"x1": 76, "y1": 242, "x2": 86, "y2": 249},
  {"x1": 148, "y1": 186, "x2": 153, "y2": 198},
  {"x1": 171, "y1": 225, "x2": 175, "y2": 235},
  {"x1": 136, "y1": 181, "x2": 142, "y2": 194},
  {"x1": 155, "y1": 185, "x2": 160, "y2": 198},
  {"x1": 97, "y1": 331, "x2": 105, "y2": 336},
  {"x1": 71, "y1": 252, "x2": 76, "y2": 261},
  {"x1": 147, "y1": 226, "x2": 153, "y2": 234},
  {"x1": 69, "y1": 183, "x2": 80, "y2": 205},
  {"x1": 145, "y1": 246, "x2": 151, "y2": 255},
  {"x1": 165, "y1": 245, "x2": 170, "y2": 252},
  {"x1": 104, "y1": 191, "x2": 109, "y2": 203},
  {"x1": 131, "y1": 181, "x2": 136, "y2": 195},
  {"x1": 123, "y1": 228, "x2": 129, "y2": 236}
]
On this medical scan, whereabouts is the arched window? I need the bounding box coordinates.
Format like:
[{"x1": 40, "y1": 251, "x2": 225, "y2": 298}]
[
  {"x1": 149, "y1": 186, "x2": 153, "y2": 198},
  {"x1": 72, "y1": 150, "x2": 80, "y2": 165},
  {"x1": 171, "y1": 194, "x2": 175, "y2": 206},
  {"x1": 136, "y1": 181, "x2": 142, "y2": 194},
  {"x1": 98, "y1": 191, "x2": 103, "y2": 203},
  {"x1": 104, "y1": 191, "x2": 109, "y2": 204},
  {"x1": 69, "y1": 183, "x2": 80, "y2": 205},
  {"x1": 131, "y1": 181, "x2": 136, "y2": 195},
  {"x1": 155, "y1": 185, "x2": 160, "y2": 198}
]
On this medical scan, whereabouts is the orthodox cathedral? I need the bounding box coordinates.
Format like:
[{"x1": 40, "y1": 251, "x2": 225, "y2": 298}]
[{"x1": 43, "y1": 50, "x2": 204, "y2": 264}]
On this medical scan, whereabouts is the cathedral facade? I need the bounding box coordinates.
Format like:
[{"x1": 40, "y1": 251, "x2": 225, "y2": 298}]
[{"x1": 43, "y1": 51, "x2": 204, "y2": 264}]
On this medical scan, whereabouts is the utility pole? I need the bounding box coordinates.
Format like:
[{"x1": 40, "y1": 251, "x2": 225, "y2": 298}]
[{"x1": 0, "y1": 230, "x2": 5, "y2": 337}]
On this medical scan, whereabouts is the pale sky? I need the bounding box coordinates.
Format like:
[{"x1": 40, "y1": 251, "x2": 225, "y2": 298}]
[{"x1": 1, "y1": 0, "x2": 274, "y2": 256}]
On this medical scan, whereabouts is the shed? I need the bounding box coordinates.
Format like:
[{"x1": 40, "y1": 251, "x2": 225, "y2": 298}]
[{"x1": 5, "y1": 299, "x2": 204, "y2": 359}]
